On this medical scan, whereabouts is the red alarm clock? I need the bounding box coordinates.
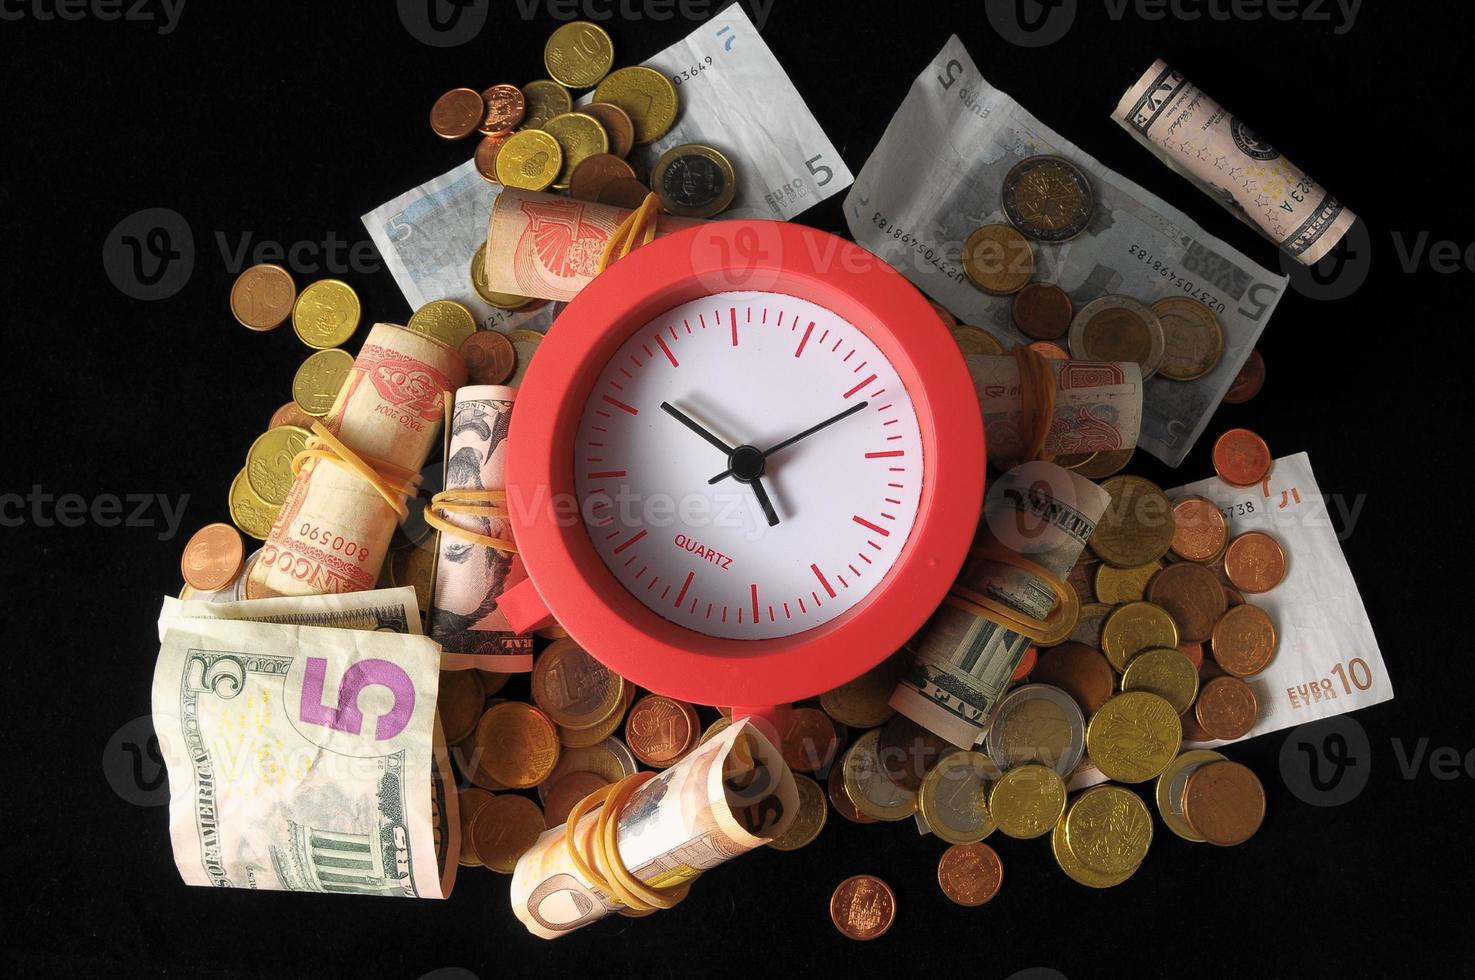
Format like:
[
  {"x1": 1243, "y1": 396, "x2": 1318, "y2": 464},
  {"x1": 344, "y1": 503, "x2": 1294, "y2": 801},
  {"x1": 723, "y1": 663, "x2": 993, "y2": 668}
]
[{"x1": 500, "y1": 221, "x2": 983, "y2": 726}]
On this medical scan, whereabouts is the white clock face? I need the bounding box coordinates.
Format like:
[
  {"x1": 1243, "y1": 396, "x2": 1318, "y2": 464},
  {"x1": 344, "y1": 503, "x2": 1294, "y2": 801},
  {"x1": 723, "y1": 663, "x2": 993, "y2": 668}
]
[{"x1": 574, "y1": 290, "x2": 925, "y2": 640}]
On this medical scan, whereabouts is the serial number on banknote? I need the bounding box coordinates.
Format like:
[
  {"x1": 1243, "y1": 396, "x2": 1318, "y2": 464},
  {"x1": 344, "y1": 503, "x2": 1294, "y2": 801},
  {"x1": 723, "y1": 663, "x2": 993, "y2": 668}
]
[
  {"x1": 869, "y1": 212, "x2": 968, "y2": 285},
  {"x1": 671, "y1": 55, "x2": 714, "y2": 86},
  {"x1": 1285, "y1": 656, "x2": 1379, "y2": 711},
  {"x1": 297, "y1": 523, "x2": 372, "y2": 561},
  {"x1": 1126, "y1": 244, "x2": 1231, "y2": 314}
]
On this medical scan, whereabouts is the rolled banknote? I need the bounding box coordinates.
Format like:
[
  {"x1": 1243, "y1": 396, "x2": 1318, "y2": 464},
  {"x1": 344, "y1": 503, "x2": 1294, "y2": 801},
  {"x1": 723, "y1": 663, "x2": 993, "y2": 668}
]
[
  {"x1": 890, "y1": 462, "x2": 1110, "y2": 748},
  {"x1": 484, "y1": 187, "x2": 700, "y2": 303},
  {"x1": 151, "y1": 614, "x2": 457, "y2": 898},
  {"x1": 1113, "y1": 61, "x2": 1356, "y2": 266},
  {"x1": 844, "y1": 36, "x2": 1289, "y2": 467},
  {"x1": 249, "y1": 323, "x2": 466, "y2": 598},
  {"x1": 157, "y1": 586, "x2": 422, "y2": 640},
  {"x1": 969, "y1": 355, "x2": 1142, "y2": 469},
  {"x1": 427, "y1": 385, "x2": 534, "y2": 672},
  {"x1": 511, "y1": 720, "x2": 797, "y2": 939}
]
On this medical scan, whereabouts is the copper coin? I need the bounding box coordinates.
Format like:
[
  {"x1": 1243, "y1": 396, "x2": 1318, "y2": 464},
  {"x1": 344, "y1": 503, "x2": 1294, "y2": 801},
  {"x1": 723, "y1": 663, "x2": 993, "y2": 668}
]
[
  {"x1": 1145, "y1": 561, "x2": 1227, "y2": 643},
  {"x1": 1177, "y1": 641, "x2": 1204, "y2": 671},
  {"x1": 430, "y1": 87, "x2": 486, "y2": 140},
  {"x1": 460, "y1": 330, "x2": 516, "y2": 385},
  {"x1": 1066, "y1": 561, "x2": 1097, "y2": 605},
  {"x1": 1170, "y1": 496, "x2": 1228, "y2": 562},
  {"x1": 1210, "y1": 604, "x2": 1277, "y2": 677},
  {"x1": 829, "y1": 875, "x2": 896, "y2": 940},
  {"x1": 1223, "y1": 530, "x2": 1287, "y2": 594},
  {"x1": 1012, "y1": 282, "x2": 1073, "y2": 340},
  {"x1": 877, "y1": 714, "x2": 950, "y2": 792},
  {"x1": 580, "y1": 101, "x2": 635, "y2": 158},
  {"x1": 1182, "y1": 760, "x2": 1265, "y2": 846},
  {"x1": 937, "y1": 842, "x2": 1004, "y2": 907},
  {"x1": 828, "y1": 762, "x2": 876, "y2": 824},
  {"x1": 596, "y1": 175, "x2": 654, "y2": 210},
  {"x1": 180, "y1": 523, "x2": 245, "y2": 592},
  {"x1": 1222, "y1": 349, "x2": 1265, "y2": 404},
  {"x1": 479, "y1": 84, "x2": 526, "y2": 135},
  {"x1": 474, "y1": 133, "x2": 510, "y2": 183},
  {"x1": 569, "y1": 152, "x2": 638, "y2": 202},
  {"x1": 542, "y1": 770, "x2": 611, "y2": 827},
  {"x1": 269, "y1": 401, "x2": 318, "y2": 430},
  {"x1": 928, "y1": 299, "x2": 958, "y2": 328},
  {"x1": 1212, "y1": 428, "x2": 1273, "y2": 487},
  {"x1": 1028, "y1": 340, "x2": 1069, "y2": 360},
  {"x1": 1195, "y1": 676, "x2": 1259, "y2": 741},
  {"x1": 625, "y1": 694, "x2": 699, "y2": 768},
  {"x1": 780, "y1": 706, "x2": 841, "y2": 773},
  {"x1": 1031, "y1": 642, "x2": 1115, "y2": 714},
  {"x1": 230, "y1": 263, "x2": 296, "y2": 331},
  {"x1": 1180, "y1": 707, "x2": 1213, "y2": 743},
  {"x1": 1011, "y1": 645, "x2": 1038, "y2": 682},
  {"x1": 1222, "y1": 582, "x2": 1245, "y2": 607}
]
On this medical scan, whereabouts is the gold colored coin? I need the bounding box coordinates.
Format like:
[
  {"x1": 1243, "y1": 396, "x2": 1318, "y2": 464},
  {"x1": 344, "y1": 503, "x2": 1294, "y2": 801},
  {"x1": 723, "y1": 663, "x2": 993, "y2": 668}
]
[
  {"x1": 841, "y1": 728, "x2": 917, "y2": 822},
  {"x1": 1090, "y1": 475, "x2": 1177, "y2": 567},
  {"x1": 543, "y1": 111, "x2": 609, "y2": 189},
  {"x1": 652, "y1": 143, "x2": 737, "y2": 218},
  {"x1": 699, "y1": 715, "x2": 733, "y2": 746},
  {"x1": 1094, "y1": 559, "x2": 1162, "y2": 604},
  {"x1": 1051, "y1": 811, "x2": 1135, "y2": 888},
  {"x1": 474, "y1": 701, "x2": 561, "y2": 789},
  {"x1": 470, "y1": 241, "x2": 536, "y2": 310},
  {"x1": 962, "y1": 224, "x2": 1035, "y2": 296},
  {"x1": 1100, "y1": 600, "x2": 1179, "y2": 672},
  {"x1": 438, "y1": 670, "x2": 486, "y2": 746},
  {"x1": 389, "y1": 542, "x2": 436, "y2": 616},
  {"x1": 1152, "y1": 297, "x2": 1225, "y2": 381},
  {"x1": 1060, "y1": 601, "x2": 1111, "y2": 649},
  {"x1": 1085, "y1": 691, "x2": 1182, "y2": 783},
  {"x1": 1121, "y1": 647, "x2": 1200, "y2": 714},
  {"x1": 544, "y1": 20, "x2": 615, "y2": 89},
  {"x1": 592, "y1": 66, "x2": 679, "y2": 144},
  {"x1": 1072, "y1": 447, "x2": 1134, "y2": 480},
  {"x1": 291, "y1": 347, "x2": 354, "y2": 417},
  {"x1": 291, "y1": 279, "x2": 360, "y2": 349},
  {"x1": 1063, "y1": 784, "x2": 1153, "y2": 875},
  {"x1": 457, "y1": 788, "x2": 495, "y2": 867},
  {"x1": 819, "y1": 651, "x2": 904, "y2": 728},
  {"x1": 530, "y1": 638, "x2": 624, "y2": 731},
  {"x1": 557, "y1": 694, "x2": 628, "y2": 749},
  {"x1": 539, "y1": 741, "x2": 631, "y2": 798},
  {"x1": 1154, "y1": 748, "x2": 1226, "y2": 842},
  {"x1": 520, "y1": 79, "x2": 573, "y2": 131},
  {"x1": 495, "y1": 129, "x2": 564, "y2": 192},
  {"x1": 507, "y1": 329, "x2": 543, "y2": 387},
  {"x1": 227, "y1": 468, "x2": 279, "y2": 541},
  {"x1": 407, "y1": 299, "x2": 476, "y2": 350},
  {"x1": 952, "y1": 325, "x2": 1006, "y2": 355},
  {"x1": 988, "y1": 764, "x2": 1066, "y2": 839},
  {"x1": 918, "y1": 751, "x2": 1000, "y2": 845},
  {"x1": 470, "y1": 793, "x2": 546, "y2": 873},
  {"x1": 244, "y1": 424, "x2": 310, "y2": 506},
  {"x1": 767, "y1": 773, "x2": 827, "y2": 852}
]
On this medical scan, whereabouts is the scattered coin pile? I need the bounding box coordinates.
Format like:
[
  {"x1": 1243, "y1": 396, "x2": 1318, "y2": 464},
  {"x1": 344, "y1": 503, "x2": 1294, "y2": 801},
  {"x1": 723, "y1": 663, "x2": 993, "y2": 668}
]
[
  {"x1": 960, "y1": 153, "x2": 1227, "y2": 384},
  {"x1": 430, "y1": 20, "x2": 738, "y2": 220}
]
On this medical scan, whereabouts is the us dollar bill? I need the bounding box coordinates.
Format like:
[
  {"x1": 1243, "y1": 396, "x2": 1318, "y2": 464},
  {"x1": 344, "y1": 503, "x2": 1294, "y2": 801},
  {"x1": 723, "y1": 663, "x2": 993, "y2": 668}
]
[
  {"x1": 157, "y1": 586, "x2": 423, "y2": 640},
  {"x1": 890, "y1": 462, "x2": 1109, "y2": 748},
  {"x1": 843, "y1": 36, "x2": 1289, "y2": 467},
  {"x1": 151, "y1": 617, "x2": 457, "y2": 899}
]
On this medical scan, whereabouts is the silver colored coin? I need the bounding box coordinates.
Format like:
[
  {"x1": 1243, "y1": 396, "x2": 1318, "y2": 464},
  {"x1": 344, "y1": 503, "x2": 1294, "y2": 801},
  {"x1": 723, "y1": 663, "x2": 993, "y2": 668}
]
[
  {"x1": 1162, "y1": 749, "x2": 1226, "y2": 842},
  {"x1": 1068, "y1": 294, "x2": 1166, "y2": 380},
  {"x1": 841, "y1": 728, "x2": 916, "y2": 821},
  {"x1": 985, "y1": 682, "x2": 1087, "y2": 777},
  {"x1": 1001, "y1": 154, "x2": 1094, "y2": 242},
  {"x1": 228, "y1": 549, "x2": 264, "y2": 601}
]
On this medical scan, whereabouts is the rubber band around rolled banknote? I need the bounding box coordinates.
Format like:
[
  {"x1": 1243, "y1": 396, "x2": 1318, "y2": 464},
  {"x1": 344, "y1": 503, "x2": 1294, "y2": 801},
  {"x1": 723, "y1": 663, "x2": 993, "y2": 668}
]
[
  {"x1": 946, "y1": 544, "x2": 1078, "y2": 644},
  {"x1": 291, "y1": 421, "x2": 421, "y2": 521},
  {"x1": 1010, "y1": 344, "x2": 1058, "y2": 465},
  {"x1": 424, "y1": 489, "x2": 519, "y2": 553},
  {"x1": 596, "y1": 193, "x2": 663, "y2": 275},
  {"x1": 563, "y1": 771, "x2": 694, "y2": 915}
]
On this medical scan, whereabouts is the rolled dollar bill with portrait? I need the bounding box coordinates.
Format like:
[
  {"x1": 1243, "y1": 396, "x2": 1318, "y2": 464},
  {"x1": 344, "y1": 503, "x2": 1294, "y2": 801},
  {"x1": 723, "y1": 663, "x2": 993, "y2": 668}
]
[
  {"x1": 969, "y1": 355, "x2": 1142, "y2": 469},
  {"x1": 510, "y1": 720, "x2": 797, "y2": 939},
  {"x1": 890, "y1": 462, "x2": 1110, "y2": 747},
  {"x1": 427, "y1": 385, "x2": 534, "y2": 672},
  {"x1": 151, "y1": 613, "x2": 458, "y2": 899},
  {"x1": 248, "y1": 323, "x2": 466, "y2": 598},
  {"x1": 1113, "y1": 60, "x2": 1356, "y2": 265},
  {"x1": 485, "y1": 187, "x2": 700, "y2": 303}
]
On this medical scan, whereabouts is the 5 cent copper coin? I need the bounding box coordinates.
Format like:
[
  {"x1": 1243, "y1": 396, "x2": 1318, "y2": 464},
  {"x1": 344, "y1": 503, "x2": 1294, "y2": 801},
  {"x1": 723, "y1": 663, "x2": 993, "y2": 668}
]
[
  {"x1": 1195, "y1": 675, "x2": 1259, "y2": 740},
  {"x1": 937, "y1": 842, "x2": 1004, "y2": 907},
  {"x1": 460, "y1": 330, "x2": 517, "y2": 385},
  {"x1": 430, "y1": 87, "x2": 486, "y2": 140},
  {"x1": 1212, "y1": 428, "x2": 1273, "y2": 487},
  {"x1": 230, "y1": 263, "x2": 296, "y2": 331},
  {"x1": 1012, "y1": 282, "x2": 1073, "y2": 340},
  {"x1": 1222, "y1": 349, "x2": 1266, "y2": 404},
  {"x1": 1210, "y1": 603, "x2": 1278, "y2": 677},
  {"x1": 1223, "y1": 530, "x2": 1288, "y2": 593},
  {"x1": 479, "y1": 83, "x2": 526, "y2": 135},
  {"x1": 1182, "y1": 760, "x2": 1265, "y2": 846},
  {"x1": 1145, "y1": 561, "x2": 1227, "y2": 643},
  {"x1": 180, "y1": 523, "x2": 245, "y2": 592},
  {"x1": 830, "y1": 875, "x2": 896, "y2": 940},
  {"x1": 1169, "y1": 496, "x2": 1228, "y2": 562}
]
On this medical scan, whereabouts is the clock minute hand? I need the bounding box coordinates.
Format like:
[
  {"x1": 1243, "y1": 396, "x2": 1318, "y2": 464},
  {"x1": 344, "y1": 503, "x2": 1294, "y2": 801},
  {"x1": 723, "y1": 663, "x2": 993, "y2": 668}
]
[
  {"x1": 660, "y1": 401, "x2": 733, "y2": 455},
  {"x1": 708, "y1": 401, "x2": 869, "y2": 485}
]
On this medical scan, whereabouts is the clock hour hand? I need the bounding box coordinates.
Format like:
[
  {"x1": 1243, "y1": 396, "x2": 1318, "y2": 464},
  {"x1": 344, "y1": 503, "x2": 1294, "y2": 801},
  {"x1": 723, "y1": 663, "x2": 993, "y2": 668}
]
[
  {"x1": 749, "y1": 477, "x2": 779, "y2": 527},
  {"x1": 708, "y1": 401, "x2": 869, "y2": 484},
  {"x1": 660, "y1": 401, "x2": 733, "y2": 455}
]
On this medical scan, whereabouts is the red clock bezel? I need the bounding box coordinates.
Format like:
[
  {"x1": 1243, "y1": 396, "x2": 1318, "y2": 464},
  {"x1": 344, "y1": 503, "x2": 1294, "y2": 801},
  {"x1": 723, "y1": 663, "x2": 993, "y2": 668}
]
[{"x1": 505, "y1": 220, "x2": 984, "y2": 710}]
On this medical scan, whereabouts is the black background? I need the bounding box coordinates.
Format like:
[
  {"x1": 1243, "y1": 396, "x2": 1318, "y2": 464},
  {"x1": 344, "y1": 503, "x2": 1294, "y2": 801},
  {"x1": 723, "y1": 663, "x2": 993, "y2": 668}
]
[{"x1": 3, "y1": 1, "x2": 1471, "y2": 977}]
